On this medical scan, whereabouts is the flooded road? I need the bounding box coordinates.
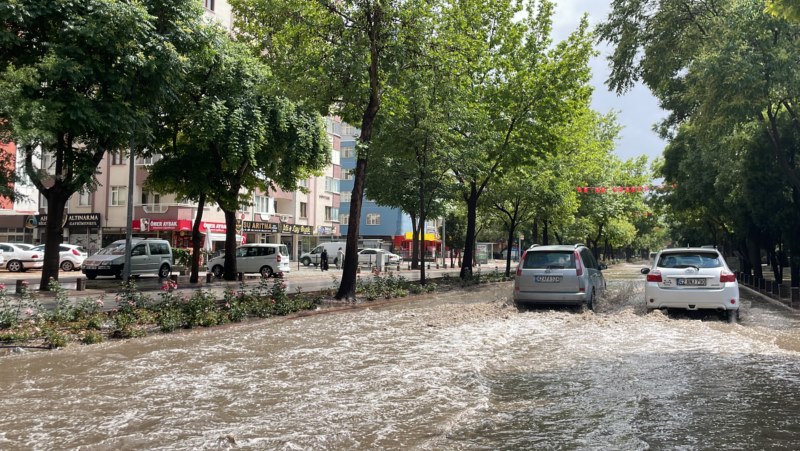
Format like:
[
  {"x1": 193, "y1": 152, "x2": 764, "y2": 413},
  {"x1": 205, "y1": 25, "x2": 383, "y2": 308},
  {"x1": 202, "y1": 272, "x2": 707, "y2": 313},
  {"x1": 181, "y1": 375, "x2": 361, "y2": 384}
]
[{"x1": 2, "y1": 267, "x2": 800, "y2": 450}]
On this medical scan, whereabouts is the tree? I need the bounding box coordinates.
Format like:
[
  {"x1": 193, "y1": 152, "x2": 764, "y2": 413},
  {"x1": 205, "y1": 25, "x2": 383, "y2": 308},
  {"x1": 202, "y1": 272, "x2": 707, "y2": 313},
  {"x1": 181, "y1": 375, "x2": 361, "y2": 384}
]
[
  {"x1": 147, "y1": 34, "x2": 330, "y2": 281},
  {"x1": 0, "y1": 0, "x2": 202, "y2": 290},
  {"x1": 231, "y1": 0, "x2": 429, "y2": 299},
  {"x1": 442, "y1": 0, "x2": 594, "y2": 279},
  {"x1": 599, "y1": 0, "x2": 800, "y2": 285}
]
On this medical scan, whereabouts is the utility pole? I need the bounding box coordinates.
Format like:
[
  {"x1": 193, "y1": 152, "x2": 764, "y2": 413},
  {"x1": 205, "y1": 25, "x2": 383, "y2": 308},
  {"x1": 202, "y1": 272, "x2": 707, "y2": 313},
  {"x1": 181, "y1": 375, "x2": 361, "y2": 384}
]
[{"x1": 123, "y1": 141, "x2": 135, "y2": 282}]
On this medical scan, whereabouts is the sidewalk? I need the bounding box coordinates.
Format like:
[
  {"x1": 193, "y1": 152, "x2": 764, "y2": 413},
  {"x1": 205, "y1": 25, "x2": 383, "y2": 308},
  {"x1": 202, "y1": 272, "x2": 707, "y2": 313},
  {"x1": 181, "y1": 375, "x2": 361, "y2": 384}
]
[{"x1": 22, "y1": 260, "x2": 512, "y2": 310}]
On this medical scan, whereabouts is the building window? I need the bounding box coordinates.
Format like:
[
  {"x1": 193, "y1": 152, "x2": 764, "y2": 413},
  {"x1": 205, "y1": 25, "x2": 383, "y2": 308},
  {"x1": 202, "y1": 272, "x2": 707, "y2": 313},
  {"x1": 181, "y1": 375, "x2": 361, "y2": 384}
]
[
  {"x1": 111, "y1": 151, "x2": 127, "y2": 165},
  {"x1": 110, "y1": 186, "x2": 127, "y2": 206},
  {"x1": 140, "y1": 154, "x2": 162, "y2": 166},
  {"x1": 341, "y1": 146, "x2": 354, "y2": 159},
  {"x1": 78, "y1": 191, "x2": 90, "y2": 206},
  {"x1": 300, "y1": 202, "x2": 307, "y2": 219},
  {"x1": 325, "y1": 206, "x2": 333, "y2": 221},
  {"x1": 325, "y1": 176, "x2": 339, "y2": 193},
  {"x1": 342, "y1": 170, "x2": 354, "y2": 181},
  {"x1": 340, "y1": 191, "x2": 351, "y2": 203},
  {"x1": 298, "y1": 179, "x2": 308, "y2": 188},
  {"x1": 141, "y1": 191, "x2": 160, "y2": 206},
  {"x1": 254, "y1": 195, "x2": 273, "y2": 214},
  {"x1": 340, "y1": 213, "x2": 349, "y2": 225},
  {"x1": 203, "y1": 0, "x2": 214, "y2": 11},
  {"x1": 366, "y1": 213, "x2": 380, "y2": 225}
]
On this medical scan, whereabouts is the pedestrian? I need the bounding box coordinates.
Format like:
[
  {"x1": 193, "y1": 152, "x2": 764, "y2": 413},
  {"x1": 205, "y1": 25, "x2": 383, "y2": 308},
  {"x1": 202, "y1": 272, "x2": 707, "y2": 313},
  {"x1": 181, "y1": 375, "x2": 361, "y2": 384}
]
[
  {"x1": 320, "y1": 248, "x2": 329, "y2": 271},
  {"x1": 336, "y1": 247, "x2": 344, "y2": 270}
]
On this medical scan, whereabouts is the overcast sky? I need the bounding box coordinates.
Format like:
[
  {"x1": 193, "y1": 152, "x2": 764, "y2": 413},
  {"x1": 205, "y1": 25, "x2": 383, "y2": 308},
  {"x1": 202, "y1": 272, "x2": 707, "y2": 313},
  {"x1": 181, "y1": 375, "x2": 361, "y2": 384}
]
[{"x1": 550, "y1": 1, "x2": 666, "y2": 163}]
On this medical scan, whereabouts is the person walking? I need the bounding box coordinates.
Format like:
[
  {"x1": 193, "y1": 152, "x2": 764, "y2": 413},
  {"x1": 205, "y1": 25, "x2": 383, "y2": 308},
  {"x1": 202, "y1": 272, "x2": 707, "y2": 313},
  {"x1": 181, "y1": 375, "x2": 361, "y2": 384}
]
[
  {"x1": 320, "y1": 248, "x2": 329, "y2": 271},
  {"x1": 336, "y1": 247, "x2": 344, "y2": 270}
]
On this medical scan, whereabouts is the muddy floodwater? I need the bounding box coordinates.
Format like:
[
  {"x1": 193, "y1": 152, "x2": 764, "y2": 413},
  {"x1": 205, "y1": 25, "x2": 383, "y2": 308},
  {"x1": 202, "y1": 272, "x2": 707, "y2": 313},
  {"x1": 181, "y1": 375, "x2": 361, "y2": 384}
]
[{"x1": 2, "y1": 269, "x2": 800, "y2": 450}]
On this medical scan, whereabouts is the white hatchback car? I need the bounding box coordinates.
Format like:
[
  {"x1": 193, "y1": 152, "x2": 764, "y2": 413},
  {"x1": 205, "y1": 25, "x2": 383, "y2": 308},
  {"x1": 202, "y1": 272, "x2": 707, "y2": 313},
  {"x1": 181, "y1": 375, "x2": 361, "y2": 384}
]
[
  {"x1": 641, "y1": 248, "x2": 740, "y2": 321},
  {"x1": 32, "y1": 244, "x2": 88, "y2": 271},
  {"x1": 357, "y1": 248, "x2": 403, "y2": 266}
]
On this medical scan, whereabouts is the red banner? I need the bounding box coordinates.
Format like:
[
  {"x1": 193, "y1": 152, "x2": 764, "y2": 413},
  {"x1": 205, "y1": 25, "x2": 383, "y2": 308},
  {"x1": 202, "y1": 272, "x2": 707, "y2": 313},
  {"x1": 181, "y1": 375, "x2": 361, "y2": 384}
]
[
  {"x1": 575, "y1": 184, "x2": 676, "y2": 194},
  {"x1": 132, "y1": 219, "x2": 227, "y2": 232}
]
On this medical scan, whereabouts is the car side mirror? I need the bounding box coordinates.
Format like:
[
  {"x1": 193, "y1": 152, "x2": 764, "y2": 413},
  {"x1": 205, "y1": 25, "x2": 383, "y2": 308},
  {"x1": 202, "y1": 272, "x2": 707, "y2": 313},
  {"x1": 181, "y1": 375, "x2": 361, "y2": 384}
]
[{"x1": 641, "y1": 268, "x2": 650, "y2": 274}]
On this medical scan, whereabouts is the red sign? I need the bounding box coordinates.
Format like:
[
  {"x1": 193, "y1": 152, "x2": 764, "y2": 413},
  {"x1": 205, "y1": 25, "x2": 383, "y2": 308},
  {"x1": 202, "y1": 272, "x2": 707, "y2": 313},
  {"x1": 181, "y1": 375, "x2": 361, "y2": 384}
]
[{"x1": 132, "y1": 219, "x2": 227, "y2": 232}]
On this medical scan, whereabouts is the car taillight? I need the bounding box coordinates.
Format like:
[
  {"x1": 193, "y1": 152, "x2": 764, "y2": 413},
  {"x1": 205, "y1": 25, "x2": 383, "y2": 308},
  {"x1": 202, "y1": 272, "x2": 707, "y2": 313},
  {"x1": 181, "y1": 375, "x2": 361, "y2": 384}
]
[
  {"x1": 277, "y1": 254, "x2": 282, "y2": 263},
  {"x1": 574, "y1": 251, "x2": 583, "y2": 276},
  {"x1": 516, "y1": 250, "x2": 528, "y2": 276},
  {"x1": 72, "y1": 249, "x2": 81, "y2": 256},
  {"x1": 646, "y1": 270, "x2": 663, "y2": 283},
  {"x1": 32, "y1": 254, "x2": 40, "y2": 259},
  {"x1": 720, "y1": 271, "x2": 736, "y2": 283}
]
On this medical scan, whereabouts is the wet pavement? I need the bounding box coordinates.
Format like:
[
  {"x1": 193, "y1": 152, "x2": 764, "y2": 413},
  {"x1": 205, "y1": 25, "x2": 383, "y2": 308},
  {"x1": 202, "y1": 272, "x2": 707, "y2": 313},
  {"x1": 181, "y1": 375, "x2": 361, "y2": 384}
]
[{"x1": 1, "y1": 263, "x2": 800, "y2": 450}]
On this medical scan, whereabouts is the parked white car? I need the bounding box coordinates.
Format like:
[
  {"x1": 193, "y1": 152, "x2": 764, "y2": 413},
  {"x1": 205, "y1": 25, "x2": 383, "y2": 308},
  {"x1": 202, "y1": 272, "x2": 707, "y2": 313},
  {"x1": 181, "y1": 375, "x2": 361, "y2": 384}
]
[
  {"x1": 207, "y1": 243, "x2": 291, "y2": 278},
  {"x1": 0, "y1": 242, "x2": 44, "y2": 272},
  {"x1": 357, "y1": 248, "x2": 403, "y2": 266},
  {"x1": 32, "y1": 244, "x2": 88, "y2": 271},
  {"x1": 641, "y1": 247, "x2": 740, "y2": 322}
]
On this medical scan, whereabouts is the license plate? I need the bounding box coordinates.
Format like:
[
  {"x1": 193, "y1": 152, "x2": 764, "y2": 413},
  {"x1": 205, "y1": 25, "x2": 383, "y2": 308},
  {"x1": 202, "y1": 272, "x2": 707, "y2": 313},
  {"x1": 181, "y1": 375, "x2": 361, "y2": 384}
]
[
  {"x1": 535, "y1": 275, "x2": 562, "y2": 283},
  {"x1": 677, "y1": 278, "x2": 706, "y2": 286}
]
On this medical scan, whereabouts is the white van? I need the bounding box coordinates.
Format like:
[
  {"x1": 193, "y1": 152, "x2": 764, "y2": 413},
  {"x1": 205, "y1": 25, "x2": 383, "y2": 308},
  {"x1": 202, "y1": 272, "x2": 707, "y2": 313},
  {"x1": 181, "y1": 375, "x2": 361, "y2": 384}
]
[
  {"x1": 207, "y1": 243, "x2": 291, "y2": 278},
  {"x1": 300, "y1": 242, "x2": 346, "y2": 267}
]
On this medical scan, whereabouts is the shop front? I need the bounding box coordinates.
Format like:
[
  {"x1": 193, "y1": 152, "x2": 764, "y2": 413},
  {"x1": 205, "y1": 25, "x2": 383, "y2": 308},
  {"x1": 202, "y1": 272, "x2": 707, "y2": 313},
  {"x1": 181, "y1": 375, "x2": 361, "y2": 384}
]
[
  {"x1": 37, "y1": 213, "x2": 102, "y2": 253},
  {"x1": 130, "y1": 219, "x2": 239, "y2": 253},
  {"x1": 243, "y1": 221, "x2": 314, "y2": 262}
]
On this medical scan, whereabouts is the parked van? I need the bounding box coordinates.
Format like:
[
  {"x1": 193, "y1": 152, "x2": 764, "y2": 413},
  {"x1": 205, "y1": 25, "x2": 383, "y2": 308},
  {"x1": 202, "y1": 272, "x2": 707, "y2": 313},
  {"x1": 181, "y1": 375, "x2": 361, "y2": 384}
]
[
  {"x1": 82, "y1": 238, "x2": 173, "y2": 280},
  {"x1": 207, "y1": 243, "x2": 291, "y2": 278},
  {"x1": 300, "y1": 242, "x2": 346, "y2": 267}
]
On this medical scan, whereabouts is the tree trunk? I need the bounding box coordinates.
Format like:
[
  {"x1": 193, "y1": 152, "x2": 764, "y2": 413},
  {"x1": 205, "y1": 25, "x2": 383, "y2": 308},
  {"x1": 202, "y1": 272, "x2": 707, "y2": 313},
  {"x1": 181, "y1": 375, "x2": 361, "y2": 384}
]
[
  {"x1": 410, "y1": 214, "x2": 419, "y2": 270},
  {"x1": 505, "y1": 223, "x2": 516, "y2": 278},
  {"x1": 337, "y1": 153, "x2": 370, "y2": 300},
  {"x1": 746, "y1": 236, "x2": 763, "y2": 280},
  {"x1": 223, "y1": 209, "x2": 239, "y2": 281},
  {"x1": 190, "y1": 193, "x2": 206, "y2": 284},
  {"x1": 542, "y1": 219, "x2": 549, "y2": 245},
  {"x1": 39, "y1": 194, "x2": 68, "y2": 291},
  {"x1": 419, "y1": 210, "x2": 427, "y2": 284},
  {"x1": 460, "y1": 183, "x2": 478, "y2": 280}
]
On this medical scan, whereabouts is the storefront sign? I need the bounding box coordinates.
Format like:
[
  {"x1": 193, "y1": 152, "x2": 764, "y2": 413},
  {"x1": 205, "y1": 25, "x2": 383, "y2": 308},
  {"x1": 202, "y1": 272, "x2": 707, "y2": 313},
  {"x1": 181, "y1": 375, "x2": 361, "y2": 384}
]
[
  {"x1": 242, "y1": 220, "x2": 313, "y2": 235},
  {"x1": 281, "y1": 223, "x2": 313, "y2": 235},
  {"x1": 132, "y1": 219, "x2": 227, "y2": 232},
  {"x1": 38, "y1": 213, "x2": 101, "y2": 228}
]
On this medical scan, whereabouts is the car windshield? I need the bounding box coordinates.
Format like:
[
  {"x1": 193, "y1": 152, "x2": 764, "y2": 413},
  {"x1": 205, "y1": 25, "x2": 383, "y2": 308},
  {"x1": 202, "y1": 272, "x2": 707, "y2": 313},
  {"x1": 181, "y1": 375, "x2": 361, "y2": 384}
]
[
  {"x1": 522, "y1": 251, "x2": 575, "y2": 269},
  {"x1": 32, "y1": 245, "x2": 44, "y2": 251},
  {"x1": 97, "y1": 242, "x2": 128, "y2": 255},
  {"x1": 16, "y1": 244, "x2": 33, "y2": 250},
  {"x1": 658, "y1": 252, "x2": 722, "y2": 269}
]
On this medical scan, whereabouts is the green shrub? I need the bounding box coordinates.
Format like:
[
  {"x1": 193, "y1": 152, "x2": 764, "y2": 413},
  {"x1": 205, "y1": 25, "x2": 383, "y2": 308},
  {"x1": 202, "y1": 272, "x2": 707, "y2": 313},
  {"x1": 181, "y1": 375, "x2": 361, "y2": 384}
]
[
  {"x1": 81, "y1": 330, "x2": 104, "y2": 345},
  {"x1": 42, "y1": 327, "x2": 68, "y2": 348}
]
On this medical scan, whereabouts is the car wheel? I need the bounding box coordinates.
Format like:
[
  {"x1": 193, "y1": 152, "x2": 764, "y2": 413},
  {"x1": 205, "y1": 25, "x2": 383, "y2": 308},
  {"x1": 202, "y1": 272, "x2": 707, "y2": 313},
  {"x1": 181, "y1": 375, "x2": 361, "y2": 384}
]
[
  {"x1": 158, "y1": 264, "x2": 171, "y2": 279},
  {"x1": 260, "y1": 265, "x2": 274, "y2": 278},
  {"x1": 6, "y1": 260, "x2": 22, "y2": 272},
  {"x1": 727, "y1": 309, "x2": 738, "y2": 324},
  {"x1": 212, "y1": 265, "x2": 224, "y2": 278},
  {"x1": 85, "y1": 272, "x2": 97, "y2": 280},
  {"x1": 115, "y1": 269, "x2": 123, "y2": 280},
  {"x1": 301, "y1": 257, "x2": 311, "y2": 266},
  {"x1": 60, "y1": 260, "x2": 74, "y2": 271},
  {"x1": 587, "y1": 289, "x2": 595, "y2": 311}
]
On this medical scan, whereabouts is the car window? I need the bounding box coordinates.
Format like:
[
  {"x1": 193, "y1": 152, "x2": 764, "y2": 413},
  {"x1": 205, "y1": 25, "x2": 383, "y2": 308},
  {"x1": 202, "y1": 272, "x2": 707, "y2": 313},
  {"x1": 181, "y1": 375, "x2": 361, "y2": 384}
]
[
  {"x1": 279, "y1": 245, "x2": 289, "y2": 256},
  {"x1": 236, "y1": 247, "x2": 248, "y2": 257},
  {"x1": 312, "y1": 246, "x2": 322, "y2": 254},
  {"x1": 131, "y1": 245, "x2": 146, "y2": 256},
  {"x1": 523, "y1": 251, "x2": 575, "y2": 269},
  {"x1": 658, "y1": 252, "x2": 722, "y2": 268},
  {"x1": 266, "y1": 247, "x2": 275, "y2": 256},
  {"x1": 98, "y1": 242, "x2": 127, "y2": 255}
]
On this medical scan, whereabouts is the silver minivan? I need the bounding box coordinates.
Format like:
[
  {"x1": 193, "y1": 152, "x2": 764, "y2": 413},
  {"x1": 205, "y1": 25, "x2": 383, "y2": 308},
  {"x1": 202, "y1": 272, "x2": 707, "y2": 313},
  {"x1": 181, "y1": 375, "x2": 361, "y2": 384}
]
[
  {"x1": 207, "y1": 243, "x2": 291, "y2": 278},
  {"x1": 513, "y1": 244, "x2": 607, "y2": 310},
  {"x1": 82, "y1": 238, "x2": 173, "y2": 280}
]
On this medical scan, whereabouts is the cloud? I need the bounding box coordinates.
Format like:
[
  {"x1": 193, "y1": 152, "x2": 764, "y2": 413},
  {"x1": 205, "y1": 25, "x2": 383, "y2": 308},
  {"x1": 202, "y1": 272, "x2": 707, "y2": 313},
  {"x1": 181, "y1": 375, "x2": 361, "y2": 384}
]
[{"x1": 551, "y1": 0, "x2": 666, "y2": 162}]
